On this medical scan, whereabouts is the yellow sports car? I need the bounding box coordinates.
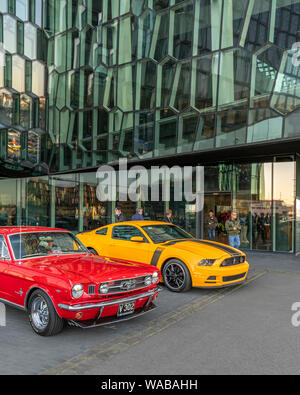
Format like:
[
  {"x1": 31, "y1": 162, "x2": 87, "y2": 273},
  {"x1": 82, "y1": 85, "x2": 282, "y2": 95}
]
[{"x1": 77, "y1": 221, "x2": 249, "y2": 293}]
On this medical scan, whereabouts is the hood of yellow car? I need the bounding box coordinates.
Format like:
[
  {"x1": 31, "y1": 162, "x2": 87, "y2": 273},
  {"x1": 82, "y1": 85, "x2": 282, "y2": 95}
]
[{"x1": 159, "y1": 239, "x2": 242, "y2": 259}]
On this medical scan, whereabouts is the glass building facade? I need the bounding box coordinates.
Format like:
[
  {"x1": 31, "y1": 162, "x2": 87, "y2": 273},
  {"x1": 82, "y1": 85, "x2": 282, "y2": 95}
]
[{"x1": 0, "y1": 0, "x2": 300, "y2": 253}]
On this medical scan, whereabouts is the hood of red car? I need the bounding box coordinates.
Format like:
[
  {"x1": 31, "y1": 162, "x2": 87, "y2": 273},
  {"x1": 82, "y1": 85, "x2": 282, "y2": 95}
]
[{"x1": 27, "y1": 254, "x2": 156, "y2": 284}]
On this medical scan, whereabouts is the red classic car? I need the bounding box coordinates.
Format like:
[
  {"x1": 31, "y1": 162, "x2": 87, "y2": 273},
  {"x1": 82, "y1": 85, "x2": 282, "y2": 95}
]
[{"x1": 0, "y1": 227, "x2": 161, "y2": 336}]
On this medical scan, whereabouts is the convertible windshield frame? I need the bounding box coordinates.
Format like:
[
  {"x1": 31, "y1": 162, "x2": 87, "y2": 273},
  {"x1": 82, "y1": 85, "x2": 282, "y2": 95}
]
[
  {"x1": 142, "y1": 224, "x2": 194, "y2": 244},
  {"x1": 8, "y1": 231, "x2": 89, "y2": 261}
]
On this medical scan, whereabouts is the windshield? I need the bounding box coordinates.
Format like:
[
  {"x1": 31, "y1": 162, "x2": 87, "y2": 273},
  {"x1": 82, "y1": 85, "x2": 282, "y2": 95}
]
[
  {"x1": 142, "y1": 225, "x2": 193, "y2": 244},
  {"x1": 9, "y1": 232, "x2": 88, "y2": 260}
]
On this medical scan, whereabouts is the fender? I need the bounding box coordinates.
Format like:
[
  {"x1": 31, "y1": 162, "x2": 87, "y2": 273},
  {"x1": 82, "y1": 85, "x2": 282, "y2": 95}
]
[{"x1": 24, "y1": 285, "x2": 64, "y2": 317}]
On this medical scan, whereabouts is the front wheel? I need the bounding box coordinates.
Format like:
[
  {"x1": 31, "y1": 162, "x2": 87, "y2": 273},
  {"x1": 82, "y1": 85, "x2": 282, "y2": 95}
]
[
  {"x1": 162, "y1": 259, "x2": 192, "y2": 293},
  {"x1": 28, "y1": 290, "x2": 64, "y2": 336}
]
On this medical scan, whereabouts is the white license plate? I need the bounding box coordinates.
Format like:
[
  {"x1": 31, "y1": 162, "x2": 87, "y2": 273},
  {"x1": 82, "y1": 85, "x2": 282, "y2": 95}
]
[{"x1": 118, "y1": 301, "x2": 136, "y2": 316}]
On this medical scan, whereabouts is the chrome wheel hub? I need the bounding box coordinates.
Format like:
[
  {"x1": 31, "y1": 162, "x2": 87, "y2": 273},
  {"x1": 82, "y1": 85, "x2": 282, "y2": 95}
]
[{"x1": 31, "y1": 296, "x2": 49, "y2": 331}]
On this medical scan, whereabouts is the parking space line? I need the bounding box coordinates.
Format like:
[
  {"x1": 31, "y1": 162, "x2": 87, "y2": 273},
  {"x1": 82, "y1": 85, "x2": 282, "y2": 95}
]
[{"x1": 39, "y1": 271, "x2": 268, "y2": 375}]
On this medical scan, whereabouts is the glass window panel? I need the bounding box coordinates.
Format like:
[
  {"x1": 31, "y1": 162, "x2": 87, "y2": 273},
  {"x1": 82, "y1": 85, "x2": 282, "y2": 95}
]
[
  {"x1": 251, "y1": 162, "x2": 273, "y2": 251},
  {"x1": 252, "y1": 46, "x2": 282, "y2": 108},
  {"x1": 247, "y1": 109, "x2": 283, "y2": 143},
  {"x1": 8, "y1": 130, "x2": 21, "y2": 160},
  {"x1": 20, "y1": 94, "x2": 32, "y2": 128},
  {"x1": 285, "y1": 109, "x2": 300, "y2": 138},
  {"x1": 32, "y1": 61, "x2": 45, "y2": 97},
  {"x1": 0, "y1": 90, "x2": 13, "y2": 125},
  {"x1": 218, "y1": 48, "x2": 251, "y2": 110},
  {"x1": 216, "y1": 109, "x2": 247, "y2": 148},
  {"x1": 4, "y1": 15, "x2": 17, "y2": 54},
  {"x1": 193, "y1": 113, "x2": 215, "y2": 151},
  {"x1": 158, "y1": 119, "x2": 177, "y2": 156},
  {"x1": 16, "y1": 0, "x2": 29, "y2": 20},
  {"x1": 137, "y1": 61, "x2": 156, "y2": 110},
  {"x1": 154, "y1": 12, "x2": 169, "y2": 61},
  {"x1": 270, "y1": 50, "x2": 300, "y2": 114},
  {"x1": 135, "y1": 112, "x2": 154, "y2": 158},
  {"x1": 35, "y1": 0, "x2": 43, "y2": 27},
  {"x1": 0, "y1": 179, "x2": 17, "y2": 226},
  {"x1": 244, "y1": 0, "x2": 271, "y2": 52},
  {"x1": 28, "y1": 130, "x2": 40, "y2": 164},
  {"x1": 174, "y1": 62, "x2": 191, "y2": 111},
  {"x1": 274, "y1": 0, "x2": 300, "y2": 50},
  {"x1": 274, "y1": 160, "x2": 295, "y2": 252},
  {"x1": 173, "y1": 3, "x2": 193, "y2": 60},
  {"x1": 81, "y1": 172, "x2": 109, "y2": 231},
  {"x1": 54, "y1": 174, "x2": 79, "y2": 232},
  {"x1": 194, "y1": 55, "x2": 217, "y2": 111},
  {"x1": 24, "y1": 23, "x2": 37, "y2": 59},
  {"x1": 0, "y1": 1, "x2": 7, "y2": 13},
  {"x1": 12, "y1": 55, "x2": 25, "y2": 92},
  {"x1": 161, "y1": 59, "x2": 176, "y2": 109},
  {"x1": 154, "y1": 0, "x2": 169, "y2": 10},
  {"x1": 178, "y1": 112, "x2": 198, "y2": 153},
  {"x1": 26, "y1": 177, "x2": 50, "y2": 227}
]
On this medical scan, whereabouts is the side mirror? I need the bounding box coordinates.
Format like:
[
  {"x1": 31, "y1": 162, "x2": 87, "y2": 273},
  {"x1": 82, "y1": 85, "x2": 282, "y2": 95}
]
[{"x1": 130, "y1": 236, "x2": 145, "y2": 243}]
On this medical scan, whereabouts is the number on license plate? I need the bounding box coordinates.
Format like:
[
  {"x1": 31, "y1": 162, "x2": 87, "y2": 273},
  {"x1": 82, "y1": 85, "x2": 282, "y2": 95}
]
[{"x1": 118, "y1": 301, "x2": 135, "y2": 316}]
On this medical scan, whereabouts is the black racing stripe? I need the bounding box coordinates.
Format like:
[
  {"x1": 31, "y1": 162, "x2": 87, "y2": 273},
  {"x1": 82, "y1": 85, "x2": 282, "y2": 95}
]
[
  {"x1": 163, "y1": 239, "x2": 236, "y2": 256},
  {"x1": 150, "y1": 247, "x2": 165, "y2": 266},
  {"x1": 196, "y1": 240, "x2": 238, "y2": 256}
]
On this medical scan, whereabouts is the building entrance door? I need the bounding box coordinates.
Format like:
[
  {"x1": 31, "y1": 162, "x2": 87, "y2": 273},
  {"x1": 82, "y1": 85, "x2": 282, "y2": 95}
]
[{"x1": 203, "y1": 193, "x2": 232, "y2": 244}]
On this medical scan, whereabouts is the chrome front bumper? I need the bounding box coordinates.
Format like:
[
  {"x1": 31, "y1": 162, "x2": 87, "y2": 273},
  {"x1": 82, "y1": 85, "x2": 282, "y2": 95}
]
[
  {"x1": 58, "y1": 287, "x2": 161, "y2": 312},
  {"x1": 68, "y1": 303, "x2": 158, "y2": 329}
]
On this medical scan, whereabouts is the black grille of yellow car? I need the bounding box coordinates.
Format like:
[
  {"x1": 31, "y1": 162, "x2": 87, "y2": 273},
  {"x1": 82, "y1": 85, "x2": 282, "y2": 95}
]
[
  {"x1": 221, "y1": 255, "x2": 245, "y2": 267},
  {"x1": 223, "y1": 273, "x2": 246, "y2": 282}
]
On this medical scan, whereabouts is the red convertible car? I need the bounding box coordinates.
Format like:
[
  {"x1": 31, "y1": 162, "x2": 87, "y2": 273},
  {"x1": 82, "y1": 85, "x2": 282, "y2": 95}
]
[{"x1": 0, "y1": 227, "x2": 161, "y2": 336}]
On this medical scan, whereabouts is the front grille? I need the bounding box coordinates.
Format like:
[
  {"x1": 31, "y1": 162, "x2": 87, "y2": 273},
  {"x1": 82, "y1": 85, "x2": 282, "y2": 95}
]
[
  {"x1": 221, "y1": 255, "x2": 245, "y2": 267},
  {"x1": 99, "y1": 275, "x2": 151, "y2": 295},
  {"x1": 223, "y1": 273, "x2": 246, "y2": 283},
  {"x1": 88, "y1": 285, "x2": 96, "y2": 295}
]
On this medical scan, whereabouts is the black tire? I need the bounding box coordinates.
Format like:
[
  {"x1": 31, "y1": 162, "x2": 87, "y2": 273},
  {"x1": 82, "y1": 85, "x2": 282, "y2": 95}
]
[
  {"x1": 28, "y1": 290, "x2": 64, "y2": 337},
  {"x1": 162, "y1": 259, "x2": 192, "y2": 293},
  {"x1": 88, "y1": 248, "x2": 98, "y2": 255}
]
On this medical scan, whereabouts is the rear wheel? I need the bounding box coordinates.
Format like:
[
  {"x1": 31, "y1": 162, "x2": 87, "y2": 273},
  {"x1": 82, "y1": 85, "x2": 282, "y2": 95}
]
[
  {"x1": 88, "y1": 248, "x2": 98, "y2": 255},
  {"x1": 28, "y1": 290, "x2": 64, "y2": 337},
  {"x1": 162, "y1": 259, "x2": 192, "y2": 293}
]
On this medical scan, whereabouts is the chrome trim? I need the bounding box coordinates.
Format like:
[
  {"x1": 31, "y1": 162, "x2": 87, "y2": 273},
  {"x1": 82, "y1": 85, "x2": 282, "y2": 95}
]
[
  {"x1": 0, "y1": 298, "x2": 26, "y2": 311},
  {"x1": 68, "y1": 304, "x2": 157, "y2": 329},
  {"x1": 58, "y1": 288, "x2": 161, "y2": 311},
  {"x1": 99, "y1": 274, "x2": 156, "y2": 295}
]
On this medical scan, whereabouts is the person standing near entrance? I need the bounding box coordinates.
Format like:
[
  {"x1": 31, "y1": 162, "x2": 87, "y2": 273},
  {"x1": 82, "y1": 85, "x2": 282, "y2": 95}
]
[
  {"x1": 225, "y1": 211, "x2": 241, "y2": 249},
  {"x1": 131, "y1": 208, "x2": 144, "y2": 221},
  {"x1": 115, "y1": 207, "x2": 126, "y2": 223},
  {"x1": 164, "y1": 210, "x2": 173, "y2": 223},
  {"x1": 207, "y1": 210, "x2": 218, "y2": 241}
]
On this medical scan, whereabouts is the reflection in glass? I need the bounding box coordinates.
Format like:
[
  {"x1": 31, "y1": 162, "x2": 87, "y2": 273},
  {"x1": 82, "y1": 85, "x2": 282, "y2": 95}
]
[
  {"x1": 216, "y1": 110, "x2": 247, "y2": 148},
  {"x1": 274, "y1": 161, "x2": 295, "y2": 252},
  {"x1": 173, "y1": 3, "x2": 193, "y2": 60},
  {"x1": 8, "y1": 130, "x2": 21, "y2": 161},
  {"x1": 4, "y1": 15, "x2": 17, "y2": 54},
  {"x1": 0, "y1": 90, "x2": 13, "y2": 125}
]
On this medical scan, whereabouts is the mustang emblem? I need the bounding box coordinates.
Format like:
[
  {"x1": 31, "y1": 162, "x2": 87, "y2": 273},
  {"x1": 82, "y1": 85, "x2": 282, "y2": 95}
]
[{"x1": 120, "y1": 279, "x2": 136, "y2": 291}]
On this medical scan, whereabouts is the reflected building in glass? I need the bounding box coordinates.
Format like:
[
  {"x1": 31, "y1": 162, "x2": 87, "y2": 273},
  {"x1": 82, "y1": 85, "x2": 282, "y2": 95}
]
[{"x1": 0, "y1": 0, "x2": 300, "y2": 253}]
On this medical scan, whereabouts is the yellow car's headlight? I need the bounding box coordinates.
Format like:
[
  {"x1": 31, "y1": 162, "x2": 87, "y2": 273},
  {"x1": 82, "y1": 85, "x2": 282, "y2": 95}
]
[{"x1": 198, "y1": 259, "x2": 216, "y2": 267}]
